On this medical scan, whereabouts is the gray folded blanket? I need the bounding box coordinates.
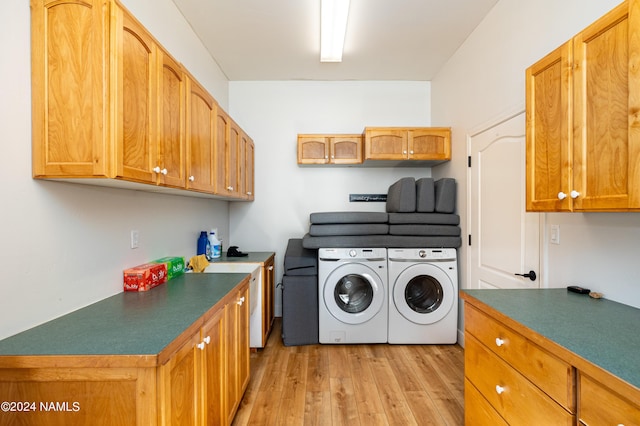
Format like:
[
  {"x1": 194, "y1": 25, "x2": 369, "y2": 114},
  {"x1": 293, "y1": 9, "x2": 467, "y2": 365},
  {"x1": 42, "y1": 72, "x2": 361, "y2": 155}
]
[
  {"x1": 309, "y1": 224, "x2": 389, "y2": 236},
  {"x1": 387, "y1": 213, "x2": 460, "y2": 225},
  {"x1": 310, "y1": 211, "x2": 389, "y2": 224},
  {"x1": 389, "y1": 224, "x2": 461, "y2": 236}
]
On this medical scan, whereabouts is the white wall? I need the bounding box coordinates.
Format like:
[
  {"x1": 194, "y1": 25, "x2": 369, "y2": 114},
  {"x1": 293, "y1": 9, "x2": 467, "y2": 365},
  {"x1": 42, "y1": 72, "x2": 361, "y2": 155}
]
[
  {"x1": 431, "y1": 0, "x2": 640, "y2": 309},
  {"x1": 0, "y1": 0, "x2": 231, "y2": 340},
  {"x1": 228, "y1": 81, "x2": 434, "y2": 314}
]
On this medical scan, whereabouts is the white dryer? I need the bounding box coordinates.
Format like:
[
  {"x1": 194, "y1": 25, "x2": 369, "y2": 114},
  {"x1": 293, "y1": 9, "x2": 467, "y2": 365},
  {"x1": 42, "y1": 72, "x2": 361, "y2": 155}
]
[
  {"x1": 387, "y1": 248, "x2": 458, "y2": 344},
  {"x1": 318, "y1": 248, "x2": 387, "y2": 344}
]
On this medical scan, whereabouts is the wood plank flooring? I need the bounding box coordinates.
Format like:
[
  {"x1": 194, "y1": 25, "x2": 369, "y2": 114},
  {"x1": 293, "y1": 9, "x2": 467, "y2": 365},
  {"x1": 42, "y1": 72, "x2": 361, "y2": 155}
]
[{"x1": 232, "y1": 319, "x2": 465, "y2": 426}]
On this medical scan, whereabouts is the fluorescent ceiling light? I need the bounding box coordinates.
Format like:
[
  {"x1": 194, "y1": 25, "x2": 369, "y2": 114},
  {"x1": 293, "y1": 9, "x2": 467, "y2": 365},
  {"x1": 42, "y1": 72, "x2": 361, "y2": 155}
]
[{"x1": 320, "y1": 0, "x2": 350, "y2": 62}]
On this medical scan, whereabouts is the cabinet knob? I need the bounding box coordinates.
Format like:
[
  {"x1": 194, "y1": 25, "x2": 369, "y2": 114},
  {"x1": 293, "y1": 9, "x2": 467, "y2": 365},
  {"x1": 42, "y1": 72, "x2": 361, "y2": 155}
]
[
  {"x1": 570, "y1": 190, "x2": 580, "y2": 199},
  {"x1": 203, "y1": 336, "x2": 211, "y2": 345},
  {"x1": 161, "y1": 168, "x2": 168, "y2": 175},
  {"x1": 325, "y1": 155, "x2": 329, "y2": 159},
  {"x1": 153, "y1": 166, "x2": 161, "y2": 173},
  {"x1": 495, "y1": 337, "x2": 505, "y2": 347},
  {"x1": 268, "y1": 266, "x2": 274, "y2": 271},
  {"x1": 247, "y1": 191, "x2": 252, "y2": 196},
  {"x1": 403, "y1": 150, "x2": 407, "y2": 154},
  {"x1": 196, "y1": 342, "x2": 205, "y2": 350},
  {"x1": 410, "y1": 150, "x2": 414, "y2": 154},
  {"x1": 495, "y1": 385, "x2": 505, "y2": 395},
  {"x1": 227, "y1": 186, "x2": 234, "y2": 191},
  {"x1": 237, "y1": 296, "x2": 245, "y2": 305},
  {"x1": 189, "y1": 176, "x2": 195, "y2": 182},
  {"x1": 558, "y1": 192, "x2": 567, "y2": 200}
]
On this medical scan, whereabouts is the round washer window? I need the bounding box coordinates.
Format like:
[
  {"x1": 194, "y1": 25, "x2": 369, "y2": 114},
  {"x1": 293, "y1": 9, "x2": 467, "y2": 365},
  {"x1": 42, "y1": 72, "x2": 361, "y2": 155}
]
[
  {"x1": 334, "y1": 274, "x2": 373, "y2": 314},
  {"x1": 405, "y1": 275, "x2": 443, "y2": 313}
]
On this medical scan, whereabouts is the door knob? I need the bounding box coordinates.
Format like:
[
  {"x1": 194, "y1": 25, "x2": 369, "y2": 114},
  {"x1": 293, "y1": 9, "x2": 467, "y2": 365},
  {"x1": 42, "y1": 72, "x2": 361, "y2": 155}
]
[{"x1": 515, "y1": 270, "x2": 537, "y2": 281}]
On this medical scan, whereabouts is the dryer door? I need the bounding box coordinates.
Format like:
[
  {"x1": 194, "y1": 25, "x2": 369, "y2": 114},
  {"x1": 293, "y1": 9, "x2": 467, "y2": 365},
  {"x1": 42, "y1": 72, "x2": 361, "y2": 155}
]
[
  {"x1": 392, "y1": 263, "x2": 454, "y2": 325},
  {"x1": 323, "y1": 263, "x2": 385, "y2": 325}
]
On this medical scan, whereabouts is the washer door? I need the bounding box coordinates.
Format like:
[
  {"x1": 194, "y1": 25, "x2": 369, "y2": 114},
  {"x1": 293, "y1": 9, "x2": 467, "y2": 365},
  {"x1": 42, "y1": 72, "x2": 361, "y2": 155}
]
[
  {"x1": 392, "y1": 263, "x2": 454, "y2": 325},
  {"x1": 323, "y1": 263, "x2": 385, "y2": 325}
]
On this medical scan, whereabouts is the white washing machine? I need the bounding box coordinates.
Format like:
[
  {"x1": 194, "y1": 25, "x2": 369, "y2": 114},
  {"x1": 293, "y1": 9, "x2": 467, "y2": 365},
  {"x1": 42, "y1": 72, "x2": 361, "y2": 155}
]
[
  {"x1": 388, "y1": 248, "x2": 458, "y2": 344},
  {"x1": 318, "y1": 248, "x2": 388, "y2": 344}
]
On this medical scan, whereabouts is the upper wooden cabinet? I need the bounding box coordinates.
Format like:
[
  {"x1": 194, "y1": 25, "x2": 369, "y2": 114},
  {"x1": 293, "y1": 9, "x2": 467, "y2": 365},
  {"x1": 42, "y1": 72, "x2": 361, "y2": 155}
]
[
  {"x1": 185, "y1": 74, "x2": 216, "y2": 193},
  {"x1": 297, "y1": 134, "x2": 363, "y2": 164},
  {"x1": 31, "y1": 0, "x2": 109, "y2": 178},
  {"x1": 526, "y1": 0, "x2": 640, "y2": 211},
  {"x1": 241, "y1": 132, "x2": 255, "y2": 200},
  {"x1": 364, "y1": 127, "x2": 451, "y2": 163},
  {"x1": 31, "y1": 0, "x2": 253, "y2": 201}
]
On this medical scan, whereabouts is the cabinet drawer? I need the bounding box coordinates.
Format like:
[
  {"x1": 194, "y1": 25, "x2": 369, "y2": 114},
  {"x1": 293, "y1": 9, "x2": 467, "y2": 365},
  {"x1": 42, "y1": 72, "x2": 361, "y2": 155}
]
[
  {"x1": 465, "y1": 304, "x2": 574, "y2": 410},
  {"x1": 579, "y1": 374, "x2": 640, "y2": 426},
  {"x1": 465, "y1": 378, "x2": 508, "y2": 426},
  {"x1": 465, "y1": 335, "x2": 574, "y2": 425}
]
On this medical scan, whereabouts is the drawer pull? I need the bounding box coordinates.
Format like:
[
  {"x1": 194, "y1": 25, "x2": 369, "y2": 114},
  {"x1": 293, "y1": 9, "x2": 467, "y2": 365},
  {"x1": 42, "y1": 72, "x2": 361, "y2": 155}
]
[
  {"x1": 495, "y1": 337, "x2": 505, "y2": 347},
  {"x1": 495, "y1": 385, "x2": 505, "y2": 395}
]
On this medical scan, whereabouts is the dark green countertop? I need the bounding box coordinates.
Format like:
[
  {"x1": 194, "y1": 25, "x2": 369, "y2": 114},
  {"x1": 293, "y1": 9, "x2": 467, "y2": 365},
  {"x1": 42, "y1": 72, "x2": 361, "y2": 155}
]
[
  {"x1": 461, "y1": 289, "x2": 640, "y2": 390},
  {"x1": 0, "y1": 273, "x2": 248, "y2": 357},
  {"x1": 208, "y1": 251, "x2": 274, "y2": 264}
]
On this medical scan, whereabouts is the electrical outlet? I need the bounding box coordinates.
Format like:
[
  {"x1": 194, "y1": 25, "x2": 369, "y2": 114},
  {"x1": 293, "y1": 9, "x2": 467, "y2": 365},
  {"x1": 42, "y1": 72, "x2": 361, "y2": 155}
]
[
  {"x1": 130, "y1": 230, "x2": 139, "y2": 249},
  {"x1": 550, "y1": 225, "x2": 560, "y2": 245}
]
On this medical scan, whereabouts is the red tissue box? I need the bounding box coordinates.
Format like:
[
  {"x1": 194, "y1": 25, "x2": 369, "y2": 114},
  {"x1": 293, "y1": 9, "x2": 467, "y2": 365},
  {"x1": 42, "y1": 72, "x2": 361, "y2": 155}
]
[{"x1": 123, "y1": 262, "x2": 167, "y2": 292}]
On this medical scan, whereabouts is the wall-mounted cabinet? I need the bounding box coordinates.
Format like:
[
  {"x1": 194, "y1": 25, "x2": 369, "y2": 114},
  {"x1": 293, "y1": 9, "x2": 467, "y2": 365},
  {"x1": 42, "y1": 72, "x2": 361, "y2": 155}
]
[
  {"x1": 526, "y1": 0, "x2": 640, "y2": 212},
  {"x1": 364, "y1": 127, "x2": 451, "y2": 164},
  {"x1": 31, "y1": 0, "x2": 253, "y2": 201},
  {"x1": 297, "y1": 134, "x2": 363, "y2": 164}
]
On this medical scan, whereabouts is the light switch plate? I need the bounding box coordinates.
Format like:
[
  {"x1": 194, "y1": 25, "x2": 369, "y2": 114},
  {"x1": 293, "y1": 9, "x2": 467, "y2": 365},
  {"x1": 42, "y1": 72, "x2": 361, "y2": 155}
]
[
  {"x1": 130, "y1": 230, "x2": 139, "y2": 249},
  {"x1": 550, "y1": 225, "x2": 560, "y2": 245}
]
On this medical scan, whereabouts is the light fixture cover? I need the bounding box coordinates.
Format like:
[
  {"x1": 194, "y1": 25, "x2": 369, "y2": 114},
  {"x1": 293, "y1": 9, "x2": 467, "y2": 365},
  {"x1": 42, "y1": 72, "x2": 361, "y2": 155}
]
[{"x1": 320, "y1": 0, "x2": 350, "y2": 62}]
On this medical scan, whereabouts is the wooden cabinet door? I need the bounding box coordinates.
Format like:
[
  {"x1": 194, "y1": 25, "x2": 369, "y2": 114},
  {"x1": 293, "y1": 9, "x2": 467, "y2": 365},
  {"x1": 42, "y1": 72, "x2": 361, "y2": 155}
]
[
  {"x1": 364, "y1": 128, "x2": 408, "y2": 160},
  {"x1": 32, "y1": 0, "x2": 109, "y2": 178},
  {"x1": 409, "y1": 128, "x2": 451, "y2": 160},
  {"x1": 244, "y1": 136, "x2": 255, "y2": 200},
  {"x1": 186, "y1": 76, "x2": 215, "y2": 193},
  {"x1": 214, "y1": 108, "x2": 229, "y2": 195},
  {"x1": 225, "y1": 286, "x2": 250, "y2": 424},
  {"x1": 227, "y1": 121, "x2": 241, "y2": 197},
  {"x1": 157, "y1": 48, "x2": 186, "y2": 188},
  {"x1": 525, "y1": 41, "x2": 573, "y2": 212},
  {"x1": 572, "y1": 1, "x2": 640, "y2": 210},
  {"x1": 201, "y1": 308, "x2": 226, "y2": 426},
  {"x1": 330, "y1": 135, "x2": 363, "y2": 164},
  {"x1": 262, "y1": 256, "x2": 275, "y2": 346},
  {"x1": 298, "y1": 135, "x2": 329, "y2": 164},
  {"x1": 113, "y1": 8, "x2": 157, "y2": 184},
  {"x1": 159, "y1": 331, "x2": 202, "y2": 426}
]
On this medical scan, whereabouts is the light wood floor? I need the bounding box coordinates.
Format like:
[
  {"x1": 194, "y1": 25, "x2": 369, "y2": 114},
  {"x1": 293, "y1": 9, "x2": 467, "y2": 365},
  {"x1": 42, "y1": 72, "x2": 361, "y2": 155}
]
[{"x1": 232, "y1": 319, "x2": 465, "y2": 426}]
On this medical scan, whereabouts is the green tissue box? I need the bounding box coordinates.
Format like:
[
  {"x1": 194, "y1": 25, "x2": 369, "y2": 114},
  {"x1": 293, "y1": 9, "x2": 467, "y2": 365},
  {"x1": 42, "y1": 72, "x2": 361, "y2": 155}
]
[{"x1": 152, "y1": 256, "x2": 185, "y2": 280}]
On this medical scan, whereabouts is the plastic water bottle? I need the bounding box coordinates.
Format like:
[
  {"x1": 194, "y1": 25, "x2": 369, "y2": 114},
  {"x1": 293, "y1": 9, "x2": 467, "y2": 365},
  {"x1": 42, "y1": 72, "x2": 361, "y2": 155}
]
[
  {"x1": 197, "y1": 231, "x2": 208, "y2": 256},
  {"x1": 209, "y1": 229, "x2": 221, "y2": 259}
]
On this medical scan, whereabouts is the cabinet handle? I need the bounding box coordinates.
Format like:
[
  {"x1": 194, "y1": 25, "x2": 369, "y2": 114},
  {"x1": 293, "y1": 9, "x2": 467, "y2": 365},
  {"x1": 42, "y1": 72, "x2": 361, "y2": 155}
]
[
  {"x1": 153, "y1": 166, "x2": 161, "y2": 173},
  {"x1": 237, "y1": 296, "x2": 245, "y2": 305},
  {"x1": 325, "y1": 155, "x2": 329, "y2": 159},
  {"x1": 196, "y1": 342, "x2": 205, "y2": 350},
  {"x1": 403, "y1": 150, "x2": 407, "y2": 154},
  {"x1": 203, "y1": 336, "x2": 211, "y2": 345},
  {"x1": 227, "y1": 186, "x2": 234, "y2": 191},
  {"x1": 247, "y1": 191, "x2": 252, "y2": 195},
  {"x1": 161, "y1": 168, "x2": 168, "y2": 175},
  {"x1": 495, "y1": 385, "x2": 505, "y2": 395},
  {"x1": 189, "y1": 176, "x2": 195, "y2": 182},
  {"x1": 495, "y1": 337, "x2": 505, "y2": 347},
  {"x1": 570, "y1": 190, "x2": 580, "y2": 199},
  {"x1": 558, "y1": 192, "x2": 567, "y2": 200},
  {"x1": 410, "y1": 150, "x2": 414, "y2": 154},
  {"x1": 268, "y1": 266, "x2": 274, "y2": 271}
]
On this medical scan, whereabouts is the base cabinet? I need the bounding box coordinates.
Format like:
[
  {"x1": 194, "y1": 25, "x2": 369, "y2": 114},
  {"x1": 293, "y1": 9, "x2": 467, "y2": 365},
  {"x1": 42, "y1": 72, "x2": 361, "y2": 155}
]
[{"x1": 160, "y1": 284, "x2": 249, "y2": 426}]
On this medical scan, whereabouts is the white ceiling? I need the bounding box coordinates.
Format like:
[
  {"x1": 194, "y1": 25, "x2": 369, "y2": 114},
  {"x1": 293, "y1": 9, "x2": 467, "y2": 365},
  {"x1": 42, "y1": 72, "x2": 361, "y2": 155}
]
[{"x1": 171, "y1": 0, "x2": 499, "y2": 81}]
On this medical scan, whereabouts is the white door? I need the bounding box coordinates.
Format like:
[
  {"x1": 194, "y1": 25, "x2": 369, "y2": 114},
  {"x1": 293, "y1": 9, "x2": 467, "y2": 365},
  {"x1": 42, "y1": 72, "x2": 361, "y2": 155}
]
[{"x1": 468, "y1": 112, "x2": 541, "y2": 289}]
